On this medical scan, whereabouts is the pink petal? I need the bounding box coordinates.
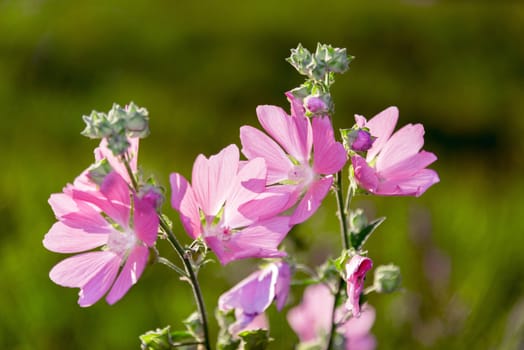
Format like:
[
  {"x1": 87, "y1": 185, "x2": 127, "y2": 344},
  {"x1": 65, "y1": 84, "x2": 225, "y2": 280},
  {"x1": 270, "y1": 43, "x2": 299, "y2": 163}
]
[
  {"x1": 78, "y1": 255, "x2": 121, "y2": 307},
  {"x1": 240, "y1": 125, "x2": 293, "y2": 184},
  {"x1": 378, "y1": 168, "x2": 440, "y2": 197},
  {"x1": 365, "y1": 107, "x2": 399, "y2": 161},
  {"x1": 342, "y1": 304, "x2": 376, "y2": 338},
  {"x1": 238, "y1": 188, "x2": 291, "y2": 223},
  {"x1": 290, "y1": 176, "x2": 333, "y2": 225},
  {"x1": 133, "y1": 196, "x2": 159, "y2": 246},
  {"x1": 206, "y1": 217, "x2": 290, "y2": 265},
  {"x1": 375, "y1": 123, "x2": 425, "y2": 172},
  {"x1": 351, "y1": 156, "x2": 379, "y2": 194},
  {"x1": 379, "y1": 151, "x2": 437, "y2": 179},
  {"x1": 96, "y1": 137, "x2": 140, "y2": 183},
  {"x1": 312, "y1": 116, "x2": 347, "y2": 175},
  {"x1": 192, "y1": 144, "x2": 238, "y2": 216},
  {"x1": 224, "y1": 157, "x2": 267, "y2": 228},
  {"x1": 274, "y1": 261, "x2": 291, "y2": 311},
  {"x1": 256, "y1": 105, "x2": 312, "y2": 164},
  {"x1": 106, "y1": 245, "x2": 149, "y2": 304},
  {"x1": 43, "y1": 222, "x2": 108, "y2": 253},
  {"x1": 170, "y1": 173, "x2": 202, "y2": 239},
  {"x1": 50, "y1": 251, "x2": 119, "y2": 288}
]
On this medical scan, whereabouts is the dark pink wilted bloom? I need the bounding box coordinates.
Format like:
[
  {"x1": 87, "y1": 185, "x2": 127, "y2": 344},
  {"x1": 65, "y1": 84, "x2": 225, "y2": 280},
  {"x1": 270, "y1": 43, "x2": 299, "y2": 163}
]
[
  {"x1": 218, "y1": 261, "x2": 291, "y2": 334},
  {"x1": 170, "y1": 145, "x2": 291, "y2": 264},
  {"x1": 351, "y1": 107, "x2": 439, "y2": 196},
  {"x1": 240, "y1": 93, "x2": 347, "y2": 224},
  {"x1": 287, "y1": 284, "x2": 376, "y2": 350},
  {"x1": 43, "y1": 170, "x2": 159, "y2": 307},
  {"x1": 346, "y1": 255, "x2": 373, "y2": 317}
]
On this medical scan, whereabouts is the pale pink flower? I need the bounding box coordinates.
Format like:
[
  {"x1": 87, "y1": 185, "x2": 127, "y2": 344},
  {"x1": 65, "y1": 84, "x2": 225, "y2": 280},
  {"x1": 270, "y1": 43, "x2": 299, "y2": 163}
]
[
  {"x1": 218, "y1": 261, "x2": 291, "y2": 334},
  {"x1": 240, "y1": 93, "x2": 347, "y2": 224},
  {"x1": 351, "y1": 107, "x2": 439, "y2": 196},
  {"x1": 43, "y1": 170, "x2": 159, "y2": 307},
  {"x1": 287, "y1": 284, "x2": 376, "y2": 350},
  {"x1": 346, "y1": 255, "x2": 373, "y2": 317},
  {"x1": 170, "y1": 145, "x2": 291, "y2": 264}
]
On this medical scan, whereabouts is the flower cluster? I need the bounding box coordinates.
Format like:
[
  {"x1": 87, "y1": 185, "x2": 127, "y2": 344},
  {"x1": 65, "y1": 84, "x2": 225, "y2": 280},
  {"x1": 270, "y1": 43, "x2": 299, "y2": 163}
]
[{"x1": 44, "y1": 43, "x2": 439, "y2": 350}]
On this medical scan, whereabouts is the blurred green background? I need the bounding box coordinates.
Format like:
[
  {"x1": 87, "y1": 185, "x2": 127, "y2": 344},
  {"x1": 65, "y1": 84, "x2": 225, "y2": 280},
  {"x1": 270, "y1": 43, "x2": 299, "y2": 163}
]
[{"x1": 1, "y1": 0, "x2": 523, "y2": 349}]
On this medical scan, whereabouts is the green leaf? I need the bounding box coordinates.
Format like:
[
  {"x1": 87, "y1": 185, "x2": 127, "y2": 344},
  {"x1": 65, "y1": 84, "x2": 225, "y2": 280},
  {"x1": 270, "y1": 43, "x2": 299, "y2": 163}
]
[
  {"x1": 139, "y1": 326, "x2": 196, "y2": 350},
  {"x1": 349, "y1": 215, "x2": 386, "y2": 250},
  {"x1": 238, "y1": 329, "x2": 271, "y2": 350}
]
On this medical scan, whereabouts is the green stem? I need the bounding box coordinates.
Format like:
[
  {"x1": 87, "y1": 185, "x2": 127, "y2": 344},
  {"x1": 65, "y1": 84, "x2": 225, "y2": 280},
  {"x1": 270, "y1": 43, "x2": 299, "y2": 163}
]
[
  {"x1": 120, "y1": 155, "x2": 211, "y2": 350},
  {"x1": 160, "y1": 219, "x2": 211, "y2": 350},
  {"x1": 326, "y1": 171, "x2": 352, "y2": 350}
]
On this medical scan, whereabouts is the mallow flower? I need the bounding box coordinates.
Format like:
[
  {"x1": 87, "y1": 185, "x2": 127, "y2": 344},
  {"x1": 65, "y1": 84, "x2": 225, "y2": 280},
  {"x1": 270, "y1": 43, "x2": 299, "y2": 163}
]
[
  {"x1": 346, "y1": 255, "x2": 373, "y2": 317},
  {"x1": 43, "y1": 170, "x2": 159, "y2": 307},
  {"x1": 240, "y1": 93, "x2": 347, "y2": 224},
  {"x1": 350, "y1": 107, "x2": 439, "y2": 196},
  {"x1": 287, "y1": 284, "x2": 376, "y2": 350},
  {"x1": 170, "y1": 144, "x2": 291, "y2": 264},
  {"x1": 218, "y1": 261, "x2": 291, "y2": 334}
]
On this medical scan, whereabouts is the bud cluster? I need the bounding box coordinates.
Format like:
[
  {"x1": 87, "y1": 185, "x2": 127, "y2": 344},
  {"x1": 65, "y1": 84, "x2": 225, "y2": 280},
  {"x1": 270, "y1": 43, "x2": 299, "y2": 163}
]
[{"x1": 81, "y1": 102, "x2": 150, "y2": 155}]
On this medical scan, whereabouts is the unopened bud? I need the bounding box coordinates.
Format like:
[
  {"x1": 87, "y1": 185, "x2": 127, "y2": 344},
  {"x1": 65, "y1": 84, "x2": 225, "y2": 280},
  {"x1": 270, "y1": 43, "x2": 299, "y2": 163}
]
[
  {"x1": 373, "y1": 264, "x2": 401, "y2": 294},
  {"x1": 139, "y1": 185, "x2": 164, "y2": 210},
  {"x1": 286, "y1": 43, "x2": 314, "y2": 76},
  {"x1": 349, "y1": 208, "x2": 368, "y2": 232},
  {"x1": 304, "y1": 95, "x2": 329, "y2": 114},
  {"x1": 87, "y1": 159, "x2": 113, "y2": 186},
  {"x1": 124, "y1": 103, "x2": 150, "y2": 138}
]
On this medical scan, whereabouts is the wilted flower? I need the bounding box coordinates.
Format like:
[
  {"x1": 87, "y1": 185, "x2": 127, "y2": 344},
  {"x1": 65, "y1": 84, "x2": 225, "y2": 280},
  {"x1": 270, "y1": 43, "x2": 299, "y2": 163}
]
[{"x1": 346, "y1": 255, "x2": 373, "y2": 317}]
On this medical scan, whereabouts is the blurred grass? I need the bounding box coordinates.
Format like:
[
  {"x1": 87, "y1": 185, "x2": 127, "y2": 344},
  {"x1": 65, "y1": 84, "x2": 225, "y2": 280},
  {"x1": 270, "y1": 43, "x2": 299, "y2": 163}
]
[{"x1": 0, "y1": 0, "x2": 523, "y2": 349}]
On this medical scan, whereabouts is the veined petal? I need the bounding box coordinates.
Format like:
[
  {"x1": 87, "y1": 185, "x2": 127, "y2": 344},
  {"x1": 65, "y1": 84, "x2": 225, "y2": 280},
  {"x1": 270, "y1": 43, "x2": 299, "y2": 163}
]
[
  {"x1": 365, "y1": 106, "x2": 399, "y2": 161},
  {"x1": 312, "y1": 116, "x2": 347, "y2": 175},
  {"x1": 240, "y1": 125, "x2": 293, "y2": 184},
  {"x1": 351, "y1": 156, "x2": 380, "y2": 194},
  {"x1": 43, "y1": 222, "x2": 108, "y2": 253},
  {"x1": 290, "y1": 176, "x2": 333, "y2": 225},
  {"x1": 170, "y1": 173, "x2": 202, "y2": 239},
  {"x1": 78, "y1": 255, "x2": 121, "y2": 307},
  {"x1": 256, "y1": 105, "x2": 311, "y2": 164},
  {"x1": 375, "y1": 123, "x2": 425, "y2": 172},
  {"x1": 378, "y1": 168, "x2": 440, "y2": 197},
  {"x1": 49, "y1": 192, "x2": 110, "y2": 233},
  {"x1": 50, "y1": 251, "x2": 119, "y2": 288},
  {"x1": 206, "y1": 217, "x2": 290, "y2": 265},
  {"x1": 224, "y1": 157, "x2": 267, "y2": 228},
  {"x1": 133, "y1": 195, "x2": 159, "y2": 246},
  {"x1": 379, "y1": 151, "x2": 437, "y2": 179},
  {"x1": 106, "y1": 245, "x2": 149, "y2": 304},
  {"x1": 192, "y1": 144, "x2": 238, "y2": 216},
  {"x1": 237, "y1": 188, "x2": 291, "y2": 224}
]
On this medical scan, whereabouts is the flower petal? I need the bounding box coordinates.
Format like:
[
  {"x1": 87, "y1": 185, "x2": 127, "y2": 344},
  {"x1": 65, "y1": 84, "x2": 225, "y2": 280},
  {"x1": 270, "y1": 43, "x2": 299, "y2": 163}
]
[
  {"x1": 206, "y1": 217, "x2": 290, "y2": 265},
  {"x1": 290, "y1": 176, "x2": 333, "y2": 225},
  {"x1": 240, "y1": 125, "x2": 293, "y2": 184},
  {"x1": 106, "y1": 245, "x2": 149, "y2": 305},
  {"x1": 43, "y1": 222, "x2": 108, "y2": 253},
  {"x1": 365, "y1": 106, "x2": 399, "y2": 161},
  {"x1": 375, "y1": 123, "x2": 425, "y2": 172},
  {"x1": 379, "y1": 151, "x2": 437, "y2": 180},
  {"x1": 351, "y1": 156, "x2": 379, "y2": 194},
  {"x1": 256, "y1": 105, "x2": 311, "y2": 164},
  {"x1": 192, "y1": 144, "x2": 238, "y2": 216},
  {"x1": 170, "y1": 173, "x2": 202, "y2": 239},
  {"x1": 49, "y1": 251, "x2": 118, "y2": 288},
  {"x1": 133, "y1": 196, "x2": 159, "y2": 246},
  {"x1": 312, "y1": 116, "x2": 347, "y2": 175},
  {"x1": 78, "y1": 254, "x2": 121, "y2": 307},
  {"x1": 378, "y1": 168, "x2": 440, "y2": 197}
]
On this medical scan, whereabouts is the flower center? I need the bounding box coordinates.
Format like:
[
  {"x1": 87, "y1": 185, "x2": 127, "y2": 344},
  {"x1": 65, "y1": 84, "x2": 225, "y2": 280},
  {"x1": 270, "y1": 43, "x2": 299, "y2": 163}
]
[
  {"x1": 107, "y1": 228, "x2": 137, "y2": 257},
  {"x1": 288, "y1": 164, "x2": 315, "y2": 187}
]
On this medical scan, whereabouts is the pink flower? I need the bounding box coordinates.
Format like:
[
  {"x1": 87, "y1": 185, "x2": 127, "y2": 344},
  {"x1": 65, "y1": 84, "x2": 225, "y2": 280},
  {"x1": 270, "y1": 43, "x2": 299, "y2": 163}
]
[
  {"x1": 170, "y1": 145, "x2": 291, "y2": 264},
  {"x1": 287, "y1": 284, "x2": 376, "y2": 350},
  {"x1": 351, "y1": 107, "x2": 439, "y2": 196},
  {"x1": 240, "y1": 93, "x2": 347, "y2": 224},
  {"x1": 218, "y1": 261, "x2": 291, "y2": 334},
  {"x1": 346, "y1": 255, "x2": 373, "y2": 317},
  {"x1": 43, "y1": 170, "x2": 159, "y2": 307}
]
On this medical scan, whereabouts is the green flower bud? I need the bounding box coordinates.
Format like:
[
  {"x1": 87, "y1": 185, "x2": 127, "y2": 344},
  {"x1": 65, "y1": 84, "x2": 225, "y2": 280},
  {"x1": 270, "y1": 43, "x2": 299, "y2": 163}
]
[
  {"x1": 373, "y1": 264, "x2": 401, "y2": 294},
  {"x1": 287, "y1": 43, "x2": 314, "y2": 76},
  {"x1": 124, "y1": 102, "x2": 150, "y2": 138},
  {"x1": 87, "y1": 158, "x2": 113, "y2": 186}
]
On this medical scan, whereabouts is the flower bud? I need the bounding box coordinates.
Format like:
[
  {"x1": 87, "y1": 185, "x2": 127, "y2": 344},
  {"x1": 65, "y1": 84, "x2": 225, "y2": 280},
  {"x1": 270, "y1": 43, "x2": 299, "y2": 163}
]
[
  {"x1": 343, "y1": 128, "x2": 375, "y2": 152},
  {"x1": 286, "y1": 43, "x2": 314, "y2": 76},
  {"x1": 373, "y1": 264, "x2": 401, "y2": 294},
  {"x1": 86, "y1": 159, "x2": 113, "y2": 186},
  {"x1": 304, "y1": 95, "x2": 329, "y2": 115},
  {"x1": 138, "y1": 185, "x2": 164, "y2": 211},
  {"x1": 124, "y1": 102, "x2": 150, "y2": 138}
]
